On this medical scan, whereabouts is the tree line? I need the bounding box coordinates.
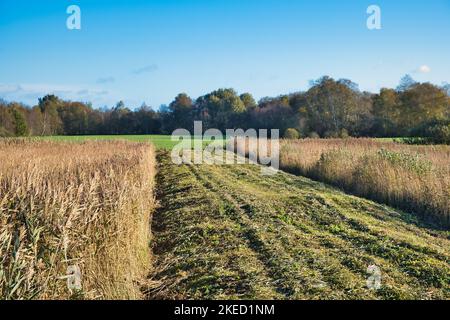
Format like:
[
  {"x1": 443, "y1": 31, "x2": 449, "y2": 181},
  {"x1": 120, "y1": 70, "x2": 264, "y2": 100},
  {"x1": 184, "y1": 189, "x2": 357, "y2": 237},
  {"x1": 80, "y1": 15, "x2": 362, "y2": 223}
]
[{"x1": 1, "y1": 75, "x2": 449, "y2": 143}]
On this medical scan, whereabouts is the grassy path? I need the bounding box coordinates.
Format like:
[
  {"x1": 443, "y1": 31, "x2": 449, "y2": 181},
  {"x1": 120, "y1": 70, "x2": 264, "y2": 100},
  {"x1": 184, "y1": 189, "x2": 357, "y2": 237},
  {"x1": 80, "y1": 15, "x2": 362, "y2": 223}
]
[{"x1": 147, "y1": 152, "x2": 450, "y2": 300}]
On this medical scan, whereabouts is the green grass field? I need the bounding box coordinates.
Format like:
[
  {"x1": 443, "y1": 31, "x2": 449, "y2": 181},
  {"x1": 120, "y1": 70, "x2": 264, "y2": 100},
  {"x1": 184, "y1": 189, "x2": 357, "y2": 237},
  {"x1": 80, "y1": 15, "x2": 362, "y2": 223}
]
[
  {"x1": 38, "y1": 135, "x2": 423, "y2": 151},
  {"x1": 41, "y1": 135, "x2": 226, "y2": 150}
]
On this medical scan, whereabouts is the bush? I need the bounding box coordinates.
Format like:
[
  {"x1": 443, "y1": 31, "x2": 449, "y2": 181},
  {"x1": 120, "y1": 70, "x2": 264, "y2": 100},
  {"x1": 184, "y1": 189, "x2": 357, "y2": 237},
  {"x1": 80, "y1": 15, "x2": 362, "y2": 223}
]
[
  {"x1": 428, "y1": 123, "x2": 450, "y2": 144},
  {"x1": 339, "y1": 128, "x2": 350, "y2": 139},
  {"x1": 308, "y1": 131, "x2": 320, "y2": 139},
  {"x1": 411, "y1": 120, "x2": 450, "y2": 145},
  {"x1": 284, "y1": 128, "x2": 300, "y2": 139},
  {"x1": 0, "y1": 126, "x2": 13, "y2": 137},
  {"x1": 377, "y1": 148, "x2": 432, "y2": 174},
  {"x1": 323, "y1": 130, "x2": 339, "y2": 138}
]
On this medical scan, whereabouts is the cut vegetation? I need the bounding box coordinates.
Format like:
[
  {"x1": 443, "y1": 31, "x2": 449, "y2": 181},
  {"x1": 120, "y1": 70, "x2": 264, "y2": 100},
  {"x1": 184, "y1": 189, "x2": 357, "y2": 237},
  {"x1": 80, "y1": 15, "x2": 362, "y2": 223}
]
[{"x1": 147, "y1": 151, "x2": 450, "y2": 300}]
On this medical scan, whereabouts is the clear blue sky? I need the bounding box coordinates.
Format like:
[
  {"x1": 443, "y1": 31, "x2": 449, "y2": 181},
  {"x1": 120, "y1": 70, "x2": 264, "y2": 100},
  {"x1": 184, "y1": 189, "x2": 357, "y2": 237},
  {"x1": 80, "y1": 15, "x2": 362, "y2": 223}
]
[{"x1": 1, "y1": 0, "x2": 449, "y2": 109}]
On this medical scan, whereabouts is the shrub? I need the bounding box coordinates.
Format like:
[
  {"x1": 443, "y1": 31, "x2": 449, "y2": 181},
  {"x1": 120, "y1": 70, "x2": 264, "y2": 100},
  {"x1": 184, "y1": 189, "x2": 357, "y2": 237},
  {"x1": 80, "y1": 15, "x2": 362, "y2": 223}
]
[
  {"x1": 323, "y1": 130, "x2": 339, "y2": 138},
  {"x1": 284, "y1": 128, "x2": 300, "y2": 139},
  {"x1": 377, "y1": 148, "x2": 432, "y2": 174},
  {"x1": 308, "y1": 131, "x2": 320, "y2": 139},
  {"x1": 0, "y1": 126, "x2": 13, "y2": 137},
  {"x1": 339, "y1": 128, "x2": 350, "y2": 139},
  {"x1": 428, "y1": 123, "x2": 450, "y2": 144},
  {"x1": 411, "y1": 120, "x2": 450, "y2": 145}
]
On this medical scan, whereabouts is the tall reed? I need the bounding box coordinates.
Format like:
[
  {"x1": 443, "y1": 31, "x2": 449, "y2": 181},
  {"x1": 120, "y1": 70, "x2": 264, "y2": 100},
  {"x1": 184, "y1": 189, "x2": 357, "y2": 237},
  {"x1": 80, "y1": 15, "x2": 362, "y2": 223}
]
[
  {"x1": 0, "y1": 139, "x2": 155, "y2": 299},
  {"x1": 280, "y1": 139, "x2": 450, "y2": 227}
]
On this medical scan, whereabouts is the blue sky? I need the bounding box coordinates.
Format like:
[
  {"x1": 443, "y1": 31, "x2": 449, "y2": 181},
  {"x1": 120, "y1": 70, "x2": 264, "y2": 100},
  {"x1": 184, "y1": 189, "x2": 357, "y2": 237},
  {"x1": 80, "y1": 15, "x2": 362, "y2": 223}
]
[{"x1": 1, "y1": 0, "x2": 449, "y2": 109}]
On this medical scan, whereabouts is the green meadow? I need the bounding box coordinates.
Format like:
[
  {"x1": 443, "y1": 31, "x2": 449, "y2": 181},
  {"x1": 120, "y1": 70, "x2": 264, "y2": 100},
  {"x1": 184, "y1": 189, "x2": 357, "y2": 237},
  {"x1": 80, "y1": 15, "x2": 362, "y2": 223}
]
[{"x1": 41, "y1": 135, "x2": 226, "y2": 150}]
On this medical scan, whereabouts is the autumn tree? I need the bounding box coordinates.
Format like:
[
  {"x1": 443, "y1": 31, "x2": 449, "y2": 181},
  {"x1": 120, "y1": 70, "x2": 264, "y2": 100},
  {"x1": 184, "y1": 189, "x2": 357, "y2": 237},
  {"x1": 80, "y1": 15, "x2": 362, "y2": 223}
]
[
  {"x1": 302, "y1": 76, "x2": 368, "y2": 137},
  {"x1": 166, "y1": 93, "x2": 194, "y2": 132},
  {"x1": 57, "y1": 102, "x2": 90, "y2": 135},
  {"x1": 134, "y1": 104, "x2": 161, "y2": 134},
  {"x1": 196, "y1": 89, "x2": 246, "y2": 131},
  {"x1": 1, "y1": 76, "x2": 448, "y2": 142},
  {"x1": 240, "y1": 93, "x2": 257, "y2": 110},
  {"x1": 398, "y1": 83, "x2": 449, "y2": 133},
  {"x1": 251, "y1": 95, "x2": 296, "y2": 134},
  {"x1": 38, "y1": 95, "x2": 62, "y2": 135},
  {"x1": 372, "y1": 88, "x2": 401, "y2": 136},
  {"x1": 0, "y1": 100, "x2": 15, "y2": 136}
]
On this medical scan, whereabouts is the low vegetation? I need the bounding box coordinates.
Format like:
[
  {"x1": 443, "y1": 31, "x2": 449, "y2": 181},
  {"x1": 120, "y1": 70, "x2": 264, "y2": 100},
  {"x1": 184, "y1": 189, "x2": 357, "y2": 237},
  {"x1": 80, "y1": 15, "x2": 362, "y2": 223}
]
[
  {"x1": 0, "y1": 139, "x2": 155, "y2": 299},
  {"x1": 147, "y1": 152, "x2": 449, "y2": 300},
  {"x1": 280, "y1": 139, "x2": 450, "y2": 227}
]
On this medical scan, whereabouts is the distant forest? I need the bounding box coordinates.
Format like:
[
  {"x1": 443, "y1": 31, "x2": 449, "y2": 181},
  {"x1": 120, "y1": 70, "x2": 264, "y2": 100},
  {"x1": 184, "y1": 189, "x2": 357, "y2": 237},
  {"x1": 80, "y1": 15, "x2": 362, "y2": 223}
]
[{"x1": 1, "y1": 75, "x2": 449, "y2": 143}]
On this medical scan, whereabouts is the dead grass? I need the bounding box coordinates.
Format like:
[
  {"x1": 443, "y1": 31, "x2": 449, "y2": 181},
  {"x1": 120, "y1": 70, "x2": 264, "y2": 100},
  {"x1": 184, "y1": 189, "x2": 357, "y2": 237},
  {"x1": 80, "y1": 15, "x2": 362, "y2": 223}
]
[
  {"x1": 0, "y1": 139, "x2": 156, "y2": 299},
  {"x1": 280, "y1": 138, "x2": 450, "y2": 227}
]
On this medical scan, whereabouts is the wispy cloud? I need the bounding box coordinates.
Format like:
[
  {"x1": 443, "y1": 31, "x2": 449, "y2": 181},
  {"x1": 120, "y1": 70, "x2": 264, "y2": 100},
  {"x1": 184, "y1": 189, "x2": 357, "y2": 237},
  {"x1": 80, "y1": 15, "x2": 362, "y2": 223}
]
[
  {"x1": 0, "y1": 84, "x2": 22, "y2": 94},
  {"x1": 96, "y1": 76, "x2": 115, "y2": 84},
  {"x1": 77, "y1": 89, "x2": 109, "y2": 96},
  {"x1": 132, "y1": 64, "x2": 158, "y2": 75},
  {"x1": 0, "y1": 83, "x2": 111, "y2": 105}
]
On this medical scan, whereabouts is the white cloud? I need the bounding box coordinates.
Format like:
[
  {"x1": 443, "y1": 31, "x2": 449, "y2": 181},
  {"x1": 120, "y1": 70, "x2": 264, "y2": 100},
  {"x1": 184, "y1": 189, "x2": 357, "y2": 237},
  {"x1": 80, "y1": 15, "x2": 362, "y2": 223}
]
[{"x1": 416, "y1": 65, "x2": 431, "y2": 74}]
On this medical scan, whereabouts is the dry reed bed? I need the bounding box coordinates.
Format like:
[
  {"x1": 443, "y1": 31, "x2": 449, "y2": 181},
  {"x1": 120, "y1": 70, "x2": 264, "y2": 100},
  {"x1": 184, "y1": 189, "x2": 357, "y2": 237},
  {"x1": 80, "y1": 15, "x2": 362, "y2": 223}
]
[
  {"x1": 280, "y1": 139, "x2": 450, "y2": 227},
  {"x1": 0, "y1": 139, "x2": 155, "y2": 299}
]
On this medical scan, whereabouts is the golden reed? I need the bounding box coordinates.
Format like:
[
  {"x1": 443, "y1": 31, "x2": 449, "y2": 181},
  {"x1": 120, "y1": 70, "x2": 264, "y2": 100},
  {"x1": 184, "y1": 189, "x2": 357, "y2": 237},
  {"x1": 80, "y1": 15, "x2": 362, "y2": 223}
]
[
  {"x1": 280, "y1": 138, "x2": 449, "y2": 227},
  {"x1": 0, "y1": 139, "x2": 155, "y2": 299}
]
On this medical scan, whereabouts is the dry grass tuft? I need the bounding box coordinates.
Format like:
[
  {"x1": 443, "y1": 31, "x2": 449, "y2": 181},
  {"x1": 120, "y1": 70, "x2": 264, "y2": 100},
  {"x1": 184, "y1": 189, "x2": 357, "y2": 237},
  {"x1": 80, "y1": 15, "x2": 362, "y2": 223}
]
[
  {"x1": 0, "y1": 139, "x2": 155, "y2": 300},
  {"x1": 280, "y1": 139, "x2": 450, "y2": 227}
]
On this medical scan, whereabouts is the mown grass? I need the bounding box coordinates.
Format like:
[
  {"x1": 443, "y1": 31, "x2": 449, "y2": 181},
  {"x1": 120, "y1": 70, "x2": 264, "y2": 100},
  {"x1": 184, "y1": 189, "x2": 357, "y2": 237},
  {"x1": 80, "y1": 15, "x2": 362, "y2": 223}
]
[
  {"x1": 0, "y1": 139, "x2": 156, "y2": 299},
  {"x1": 147, "y1": 152, "x2": 450, "y2": 300},
  {"x1": 279, "y1": 138, "x2": 450, "y2": 227}
]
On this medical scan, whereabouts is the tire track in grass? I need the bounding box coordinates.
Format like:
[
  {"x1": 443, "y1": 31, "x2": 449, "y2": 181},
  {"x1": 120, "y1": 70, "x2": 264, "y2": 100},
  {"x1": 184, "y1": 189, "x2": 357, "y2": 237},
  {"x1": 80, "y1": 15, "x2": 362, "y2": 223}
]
[
  {"x1": 187, "y1": 164, "x2": 320, "y2": 299},
  {"x1": 148, "y1": 153, "x2": 282, "y2": 299},
  {"x1": 147, "y1": 153, "x2": 450, "y2": 300},
  {"x1": 190, "y1": 163, "x2": 376, "y2": 299},
  {"x1": 224, "y1": 161, "x2": 450, "y2": 261},
  {"x1": 190, "y1": 161, "x2": 449, "y2": 299}
]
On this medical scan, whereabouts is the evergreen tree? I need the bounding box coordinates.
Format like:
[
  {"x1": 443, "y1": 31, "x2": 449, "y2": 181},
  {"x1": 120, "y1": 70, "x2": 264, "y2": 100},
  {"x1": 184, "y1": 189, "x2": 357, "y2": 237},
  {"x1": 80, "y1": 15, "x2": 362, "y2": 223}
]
[{"x1": 11, "y1": 107, "x2": 29, "y2": 136}]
